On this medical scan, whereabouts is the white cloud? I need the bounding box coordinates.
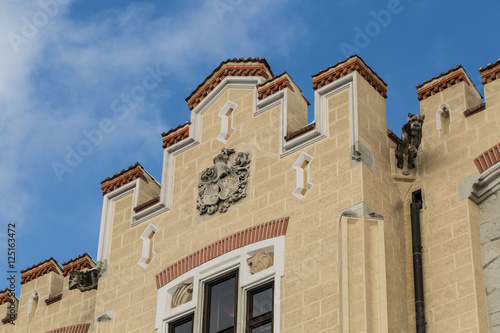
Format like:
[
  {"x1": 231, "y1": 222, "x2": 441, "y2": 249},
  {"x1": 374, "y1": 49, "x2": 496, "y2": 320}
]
[{"x1": 0, "y1": 0, "x2": 302, "y2": 228}]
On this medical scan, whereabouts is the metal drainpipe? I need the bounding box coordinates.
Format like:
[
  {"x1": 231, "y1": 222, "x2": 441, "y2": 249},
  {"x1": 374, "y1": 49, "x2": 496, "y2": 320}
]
[{"x1": 411, "y1": 190, "x2": 426, "y2": 333}]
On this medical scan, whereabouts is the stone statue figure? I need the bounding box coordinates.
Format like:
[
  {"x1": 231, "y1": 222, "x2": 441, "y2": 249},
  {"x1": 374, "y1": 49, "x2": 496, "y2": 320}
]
[
  {"x1": 396, "y1": 112, "x2": 425, "y2": 175},
  {"x1": 68, "y1": 261, "x2": 106, "y2": 292}
]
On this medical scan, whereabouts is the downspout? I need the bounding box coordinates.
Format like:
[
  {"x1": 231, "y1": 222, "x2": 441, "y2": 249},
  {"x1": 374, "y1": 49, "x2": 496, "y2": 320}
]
[{"x1": 411, "y1": 190, "x2": 426, "y2": 333}]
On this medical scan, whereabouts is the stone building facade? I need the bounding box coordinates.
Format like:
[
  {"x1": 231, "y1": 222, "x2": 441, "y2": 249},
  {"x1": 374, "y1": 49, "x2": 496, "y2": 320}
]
[{"x1": 1, "y1": 55, "x2": 500, "y2": 332}]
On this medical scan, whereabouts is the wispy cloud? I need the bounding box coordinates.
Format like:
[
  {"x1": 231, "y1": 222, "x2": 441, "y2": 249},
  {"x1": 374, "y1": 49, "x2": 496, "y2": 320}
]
[{"x1": 0, "y1": 0, "x2": 301, "y2": 228}]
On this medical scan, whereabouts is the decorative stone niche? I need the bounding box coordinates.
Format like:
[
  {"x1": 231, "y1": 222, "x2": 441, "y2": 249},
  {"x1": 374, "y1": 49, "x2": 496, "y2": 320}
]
[
  {"x1": 138, "y1": 223, "x2": 158, "y2": 268},
  {"x1": 292, "y1": 152, "x2": 313, "y2": 199},
  {"x1": 217, "y1": 101, "x2": 237, "y2": 143}
]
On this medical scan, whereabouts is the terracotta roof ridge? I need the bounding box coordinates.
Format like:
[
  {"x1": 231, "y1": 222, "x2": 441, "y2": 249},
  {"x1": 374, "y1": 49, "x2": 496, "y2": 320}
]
[
  {"x1": 185, "y1": 57, "x2": 273, "y2": 102},
  {"x1": 61, "y1": 253, "x2": 95, "y2": 266},
  {"x1": 161, "y1": 121, "x2": 191, "y2": 137},
  {"x1": 256, "y1": 71, "x2": 290, "y2": 88},
  {"x1": 311, "y1": 55, "x2": 388, "y2": 87},
  {"x1": 479, "y1": 58, "x2": 500, "y2": 72},
  {"x1": 20, "y1": 257, "x2": 60, "y2": 274},
  {"x1": 415, "y1": 64, "x2": 464, "y2": 89},
  {"x1": 101, "y1": 162, "x2": 142, "y2": 184}
]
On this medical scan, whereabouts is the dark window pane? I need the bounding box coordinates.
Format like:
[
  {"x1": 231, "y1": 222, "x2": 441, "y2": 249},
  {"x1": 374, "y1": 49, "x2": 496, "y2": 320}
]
[
  {"x1": 251, "y1": 322, "x2": 272, "y2": 333},
  {"x1": 251, "y1": 287, "x2": 273, "y2": 318},
  {"x1": 172, "y1": 319, "x2": 192, "y2": 333},
  {"x1": 209, "y1": 276, "x2": 236, "y2": 333}
]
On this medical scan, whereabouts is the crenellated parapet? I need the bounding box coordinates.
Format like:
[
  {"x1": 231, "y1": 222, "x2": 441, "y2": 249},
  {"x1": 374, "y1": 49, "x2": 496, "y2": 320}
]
[
  {"x1": 479, "y1": 58, "x2": 500, "y2": 85},
  {"x1": 185, "y1": 57, "x2": 273, "y2": 111},
  {"x1": 20, "y1": 258, "x2": 62, "y2": 285},
  {"x1": 416, "y1": 65, "x2": 476, "y2": 101},
  {"x1": 311, "y1": 55, "x2": 388, "y2": 98},
  {"x1": 61, "y1": 253, "x2": 96, "y2": 277}
]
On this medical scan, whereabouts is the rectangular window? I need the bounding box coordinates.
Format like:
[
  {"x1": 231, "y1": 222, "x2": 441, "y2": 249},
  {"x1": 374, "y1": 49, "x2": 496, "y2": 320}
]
[
  {"x1": 203, "y1": 271, "x2": 238, "y2": 333},
  {"x1": 246, "y1": 282, "x2": 273, "y2": 333},
  {"x1": 169, "y1": 314, "x2": 193, "y2": 333}
]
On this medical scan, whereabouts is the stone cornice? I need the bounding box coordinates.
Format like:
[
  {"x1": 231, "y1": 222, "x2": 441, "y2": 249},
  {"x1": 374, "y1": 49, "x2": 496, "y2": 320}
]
[{"x1": 470, "y1": 162, "x2": 500, "y2": 204}]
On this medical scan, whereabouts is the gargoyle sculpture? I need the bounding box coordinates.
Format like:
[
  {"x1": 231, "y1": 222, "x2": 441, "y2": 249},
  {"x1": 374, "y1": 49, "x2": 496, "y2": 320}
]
[
  {"x1": 396, "y1": 112, "x2": 425, "y2": 175},
  {"x1": 68, "y1": 261, "x2": 106, "y2": 292}
]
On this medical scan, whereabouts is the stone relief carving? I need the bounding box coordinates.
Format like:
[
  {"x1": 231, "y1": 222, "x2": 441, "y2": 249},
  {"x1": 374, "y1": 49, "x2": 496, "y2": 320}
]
[
  {"x1": 197, "y1": 148, "x2": 250, "y2": 215},
  {"x1": 247, "y1": 250, "x2": 274, "y2": 274},
  {"x1": 68, "y1": 261, "x2": 106, "y2": 293},
  {"x1": 395, "y1": 112, "x2": 425, "y2": 175},
  {"x1": 171, "y1": 282, "x2": 193, "y2": 308}
]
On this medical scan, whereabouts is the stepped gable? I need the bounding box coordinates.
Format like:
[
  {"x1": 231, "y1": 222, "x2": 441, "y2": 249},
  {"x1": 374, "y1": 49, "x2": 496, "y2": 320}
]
[
  {"x1": 61, "y1": 253, "x2": 96, "y2": 277},
  {"x1": 311, "y1": 55, "x2": 388, "y2": 98},
  {"x1": 479, "y1": 58, "x2": 500, "y2": 84},
  {"x1": 474, "y1": 142, "x2": 500, "y2": 173},
  {"x1": 20, "y1": 257, "x2": 62, "y2": 285},
  {"x1": 100, "y1": 162, "x2": 148, "y2": 195},
  {"x1": 416, "y1": 65, "x2": 479, "y2": 101},
  {"x1": 186, "y1": 57, "x2": 274, "y2": 110},
  {"x1": 162, "y1": 121, "x2": 190, "y2": 148}
]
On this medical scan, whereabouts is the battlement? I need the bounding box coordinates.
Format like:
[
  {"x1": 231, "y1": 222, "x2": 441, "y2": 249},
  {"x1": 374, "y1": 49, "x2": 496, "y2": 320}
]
[{"x1": 479, "y1": 58, "x2": 500, "y2": 84}]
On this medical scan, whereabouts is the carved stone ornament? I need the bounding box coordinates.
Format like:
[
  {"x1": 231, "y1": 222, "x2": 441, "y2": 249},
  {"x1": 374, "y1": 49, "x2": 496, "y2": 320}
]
[
  {"x1": 171, "y1": 282, "x2": 193, "y2": 308},
  {"x1": 197, "y1": 148, "x2": 250, "y2": 215},
  {"x1": 68, "y1": 261, "x2": 106, "y2": 293},
  {"x1": 247, "y1": 250, "x2": 274, "y2": 274},
  {"x1": 395, "y1": 112, "x2": 425, "y2": 175}
]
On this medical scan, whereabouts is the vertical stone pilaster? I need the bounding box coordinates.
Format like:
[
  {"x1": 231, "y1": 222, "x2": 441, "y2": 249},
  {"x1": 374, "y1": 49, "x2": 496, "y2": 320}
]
[{"x1": 339, "y1": 216, "x2": 388, "y2": 332}]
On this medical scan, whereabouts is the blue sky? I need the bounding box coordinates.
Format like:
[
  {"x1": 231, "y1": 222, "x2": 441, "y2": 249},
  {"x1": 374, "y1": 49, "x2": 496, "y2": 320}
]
[{"x1": 1, "y1": 0, "x2": 499, "y2": 296}]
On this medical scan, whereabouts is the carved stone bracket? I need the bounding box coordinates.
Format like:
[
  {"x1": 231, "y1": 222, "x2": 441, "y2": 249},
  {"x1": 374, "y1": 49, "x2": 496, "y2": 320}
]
[
  {"x1": 247, "y1": 250, "x2": 274, "y2": 274},
  {"x1": 171, "y1": 282, "x2": 193, "y2": 308},
  {"x1": 197, "y1": 148, "x2": 250, "y2": 215}
]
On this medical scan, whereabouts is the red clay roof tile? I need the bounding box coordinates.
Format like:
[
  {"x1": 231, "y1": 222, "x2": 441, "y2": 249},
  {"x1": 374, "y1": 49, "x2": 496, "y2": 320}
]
[
  {"x1": 311, "y1": 55, "x2": 388, "y2": 98},
  {"x1": 474, "y1": 142, "x2": 500, "y2": 173},
  {"x1": 46, "y1": 323, "x2": 91, "y2": 333},
  {"x1": 162, "y1": 122, "x2": 190, "y2": 149},
  {"x1": 20, "y1": 258, "x2": 62, "y2": 285},
  {"x1": 479, "y1": 58, "x2": 500, "y2": 85},
  {"x1": 100, "y1": 163, "x2": 148, "y2": 195}
]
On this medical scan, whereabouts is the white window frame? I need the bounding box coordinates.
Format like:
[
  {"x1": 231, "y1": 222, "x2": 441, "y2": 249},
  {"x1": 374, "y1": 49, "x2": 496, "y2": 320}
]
[{"x1": 156, "y1": 237, "x2": 285, "y2": 333}]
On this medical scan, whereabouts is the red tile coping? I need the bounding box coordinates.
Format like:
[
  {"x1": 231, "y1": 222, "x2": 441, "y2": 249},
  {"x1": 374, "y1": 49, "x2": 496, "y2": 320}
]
[
  {"x1": 45, "y1": 293, "x2": 63, "y2": 306},
  {"x1": 134, "y1": 196, "x2": 160, "y2": 213},
  {"x1": 100, "y1": 162, "x2": 148, "y2": 196},
  {"x1": 46, "y1": 323, "x2": 91, "y2": 333},
  {"x1": 479, "y1": 58, "x2": 500, "y2": 85},
  {"x1": 257, "y1": 72, "x2": 294, "y2": 99},
  {"x1": 311, "y1": 55, "x2": 388, "y2": 98},
  {"x1": 387, "y1": 129, "x2": 401, "y2": 145},
  {"x1": 20, "y1": 258, "x2": 62, "y2": 285},
  {"x1": 474, "y1": 142, "x2": 500, "y2": 173},
  {"x1": 2, "y1": 313, "x2": 16, "y2": 325},
  {"x1": 186, "y1": 58, "x2": 273, "y2": 111},
  {"x1": 416, "y1": 65, "x2": 471, "y2": 101},
  {"x1": 62, "y1": 253, "x2": 96, "y2": 277},
  {"x1": 284, "y1": 123, "x2": 316, "y2": 142},
  {"x1": 156, "y1": 217, "x2": 289, "y2": 289},
  {"x1": 464, "y1": 102, "x2": 486, "y2": 118},
  {"x1": 0, "y1": 289, "x2": 13, "y2": 306},
  {"x1": 162, "y1": 122, "x2": 190, "y2": 149}
]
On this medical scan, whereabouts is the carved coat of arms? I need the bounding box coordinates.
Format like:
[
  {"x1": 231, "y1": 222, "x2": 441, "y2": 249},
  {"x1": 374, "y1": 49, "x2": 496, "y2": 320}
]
[{"x1": 197, "y1": 148, "x2": 250, "y2": 215}]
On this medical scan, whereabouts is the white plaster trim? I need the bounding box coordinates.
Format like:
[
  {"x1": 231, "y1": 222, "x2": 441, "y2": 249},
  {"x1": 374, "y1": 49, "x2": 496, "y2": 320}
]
[
  {"x1": 138, "y1": 223, "x2": 159, "y2": 269},
  {"x1": 217, "y1": 101, "x2": 237, "y2": 143},
  {"x1": 469, "y1": 162, "x2": 500, "y2": 204},
  {"x1": 156, "y1": 237, "x2": 285, "y2": 333},
  {"x1": 96, "y1": 180, "x2": 138, "y2": 263},
  {"x1": 436, "y1": 103, "x2": 451, "y2": 136},
  {"x1": 292, "y1": 152, "x2": 313, "y2": 199},
  {"x1": 27, "y1": 290, "x2": 39, "y2": 319}
]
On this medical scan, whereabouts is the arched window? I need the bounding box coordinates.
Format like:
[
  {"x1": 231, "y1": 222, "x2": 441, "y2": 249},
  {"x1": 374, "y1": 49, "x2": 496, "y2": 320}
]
[{"x1": 436, "y1": 104, "x2": 451, "y2": 136}]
